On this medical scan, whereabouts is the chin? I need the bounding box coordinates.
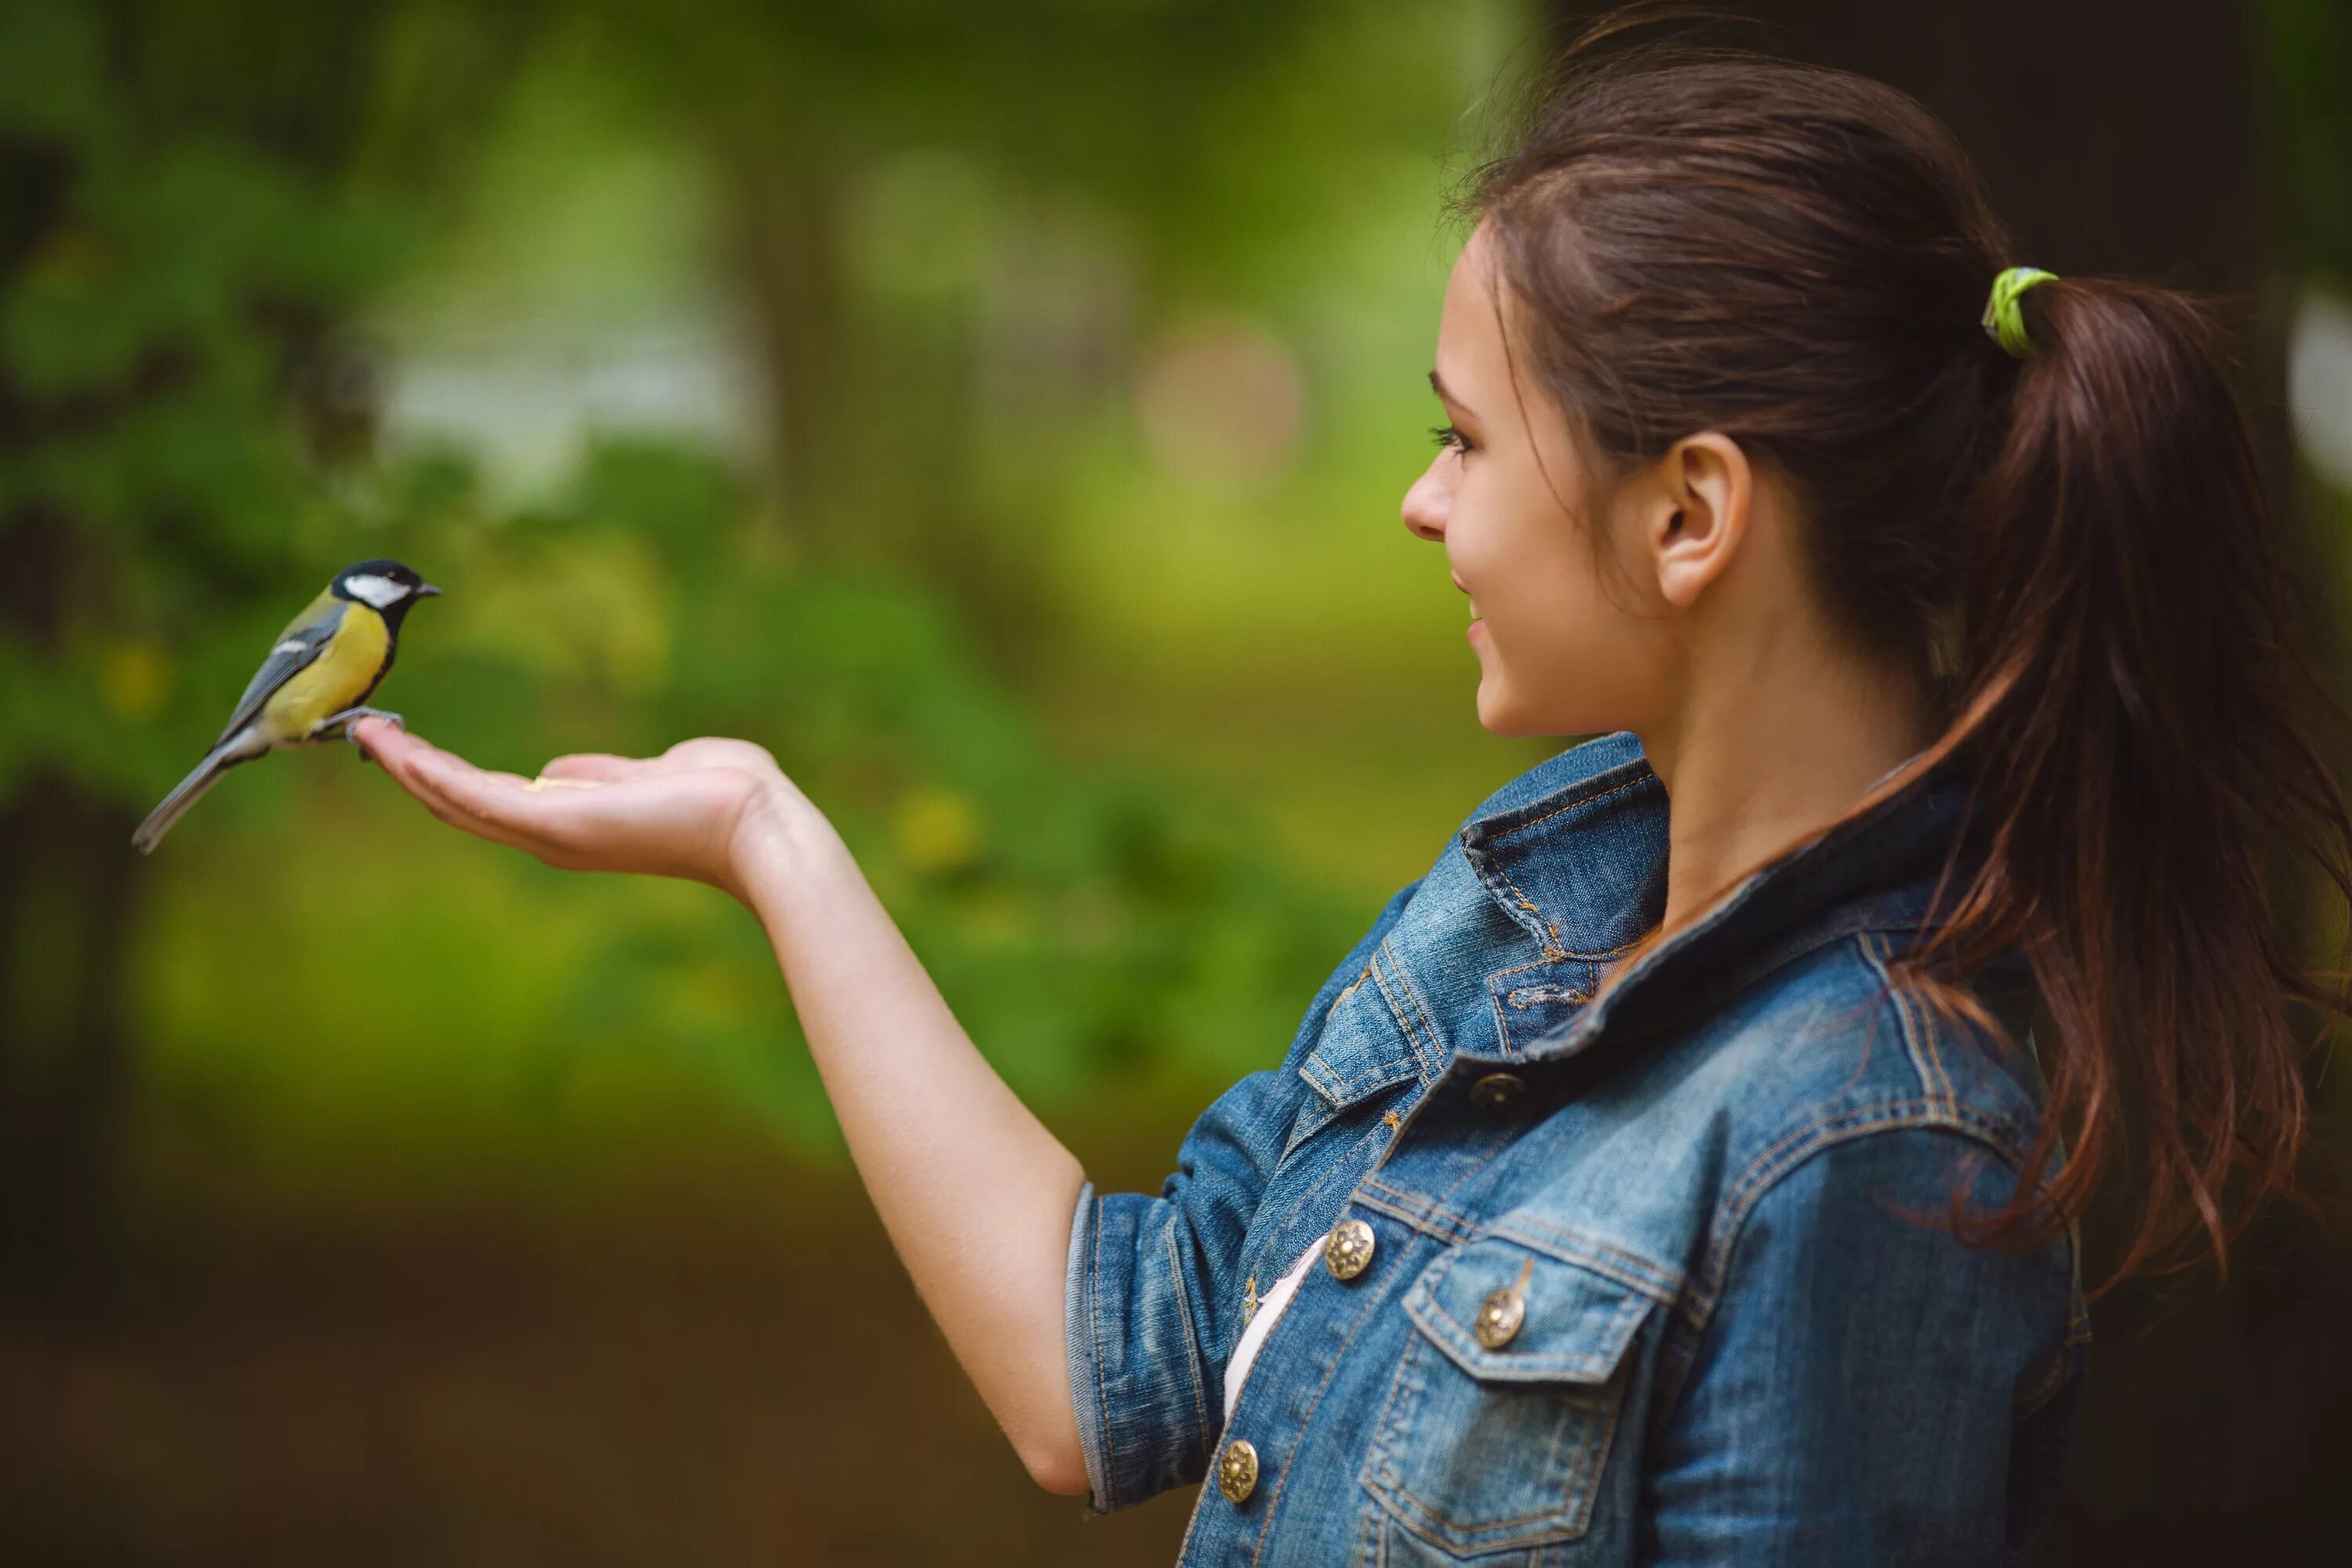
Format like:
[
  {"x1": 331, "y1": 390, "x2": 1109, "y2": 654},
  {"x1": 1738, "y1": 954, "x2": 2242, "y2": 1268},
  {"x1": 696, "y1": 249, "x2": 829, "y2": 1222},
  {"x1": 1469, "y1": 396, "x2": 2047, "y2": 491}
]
[{"x1": 1475, "y1": 681, "x2": 1529, "y2": 737}]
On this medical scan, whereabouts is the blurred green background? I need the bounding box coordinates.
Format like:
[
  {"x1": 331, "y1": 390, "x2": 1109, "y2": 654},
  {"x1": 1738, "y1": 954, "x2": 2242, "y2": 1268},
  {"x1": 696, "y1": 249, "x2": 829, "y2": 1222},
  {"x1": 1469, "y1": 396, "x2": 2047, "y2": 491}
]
[{"x1": 3, "y1": 2, "x2": 2350, "y2": 1563}]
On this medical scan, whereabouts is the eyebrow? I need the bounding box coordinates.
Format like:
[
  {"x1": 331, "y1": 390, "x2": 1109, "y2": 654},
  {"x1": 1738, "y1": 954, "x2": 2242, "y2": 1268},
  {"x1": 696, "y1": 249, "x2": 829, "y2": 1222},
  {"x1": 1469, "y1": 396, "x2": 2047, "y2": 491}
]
[{"x1": 1428, "y1": 368, "x2": 1475, "y2": 417}]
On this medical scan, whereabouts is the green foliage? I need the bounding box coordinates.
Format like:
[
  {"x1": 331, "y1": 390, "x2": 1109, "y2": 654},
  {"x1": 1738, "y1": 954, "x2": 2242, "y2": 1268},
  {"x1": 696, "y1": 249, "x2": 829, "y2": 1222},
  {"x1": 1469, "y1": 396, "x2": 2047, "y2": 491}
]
[
  {"x1": 0, "y1": 0, "x2": 428, "y2": 804},
  {"x1": 0, "y1": 0, "x2": 1413, "y2": 1188}
]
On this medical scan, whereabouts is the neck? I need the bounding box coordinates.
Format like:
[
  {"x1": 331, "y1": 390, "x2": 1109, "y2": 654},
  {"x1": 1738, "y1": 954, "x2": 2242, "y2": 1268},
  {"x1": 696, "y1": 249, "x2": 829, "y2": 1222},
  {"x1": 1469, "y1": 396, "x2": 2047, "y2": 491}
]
[{"x1": 1635, "y1": 632, "x2": 1932, "y2": 956}]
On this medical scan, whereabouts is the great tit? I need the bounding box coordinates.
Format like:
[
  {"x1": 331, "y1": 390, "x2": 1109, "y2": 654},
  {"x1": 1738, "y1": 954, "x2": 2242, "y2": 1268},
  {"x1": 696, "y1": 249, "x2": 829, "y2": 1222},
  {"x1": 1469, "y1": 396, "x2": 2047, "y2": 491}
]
[{"x1": 132, "y1": 558, "x2": 442, "y2": 854}]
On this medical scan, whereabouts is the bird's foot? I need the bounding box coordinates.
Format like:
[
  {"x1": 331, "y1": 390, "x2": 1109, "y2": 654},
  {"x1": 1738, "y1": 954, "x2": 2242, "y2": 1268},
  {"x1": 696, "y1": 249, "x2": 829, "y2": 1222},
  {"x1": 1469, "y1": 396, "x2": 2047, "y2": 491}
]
[{"x1": 318, "y1": 706, "x2": 405, "y2": 758}]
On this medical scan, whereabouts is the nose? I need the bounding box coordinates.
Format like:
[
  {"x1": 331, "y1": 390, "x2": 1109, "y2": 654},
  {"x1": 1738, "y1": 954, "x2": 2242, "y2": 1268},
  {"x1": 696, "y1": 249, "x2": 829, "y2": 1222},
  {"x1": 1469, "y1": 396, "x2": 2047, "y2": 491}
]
[{"x1": 1401, "y1": 461, "x2": 1447, "y2": 543}]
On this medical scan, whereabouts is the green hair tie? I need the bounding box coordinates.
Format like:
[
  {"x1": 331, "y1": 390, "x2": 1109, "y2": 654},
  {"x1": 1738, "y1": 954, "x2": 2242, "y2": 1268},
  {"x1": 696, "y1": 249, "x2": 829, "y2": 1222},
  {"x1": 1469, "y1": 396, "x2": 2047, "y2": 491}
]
[{"x1": 1982, "y1": 266, "x2": 2060, "y2": 358}]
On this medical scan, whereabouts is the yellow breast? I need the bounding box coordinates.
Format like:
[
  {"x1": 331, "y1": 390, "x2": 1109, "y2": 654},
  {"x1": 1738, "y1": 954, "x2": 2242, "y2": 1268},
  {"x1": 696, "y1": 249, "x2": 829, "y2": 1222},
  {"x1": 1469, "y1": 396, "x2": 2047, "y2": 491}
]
[{"x1": 258, "y1": 606, "x2": 391, "y2": 742}]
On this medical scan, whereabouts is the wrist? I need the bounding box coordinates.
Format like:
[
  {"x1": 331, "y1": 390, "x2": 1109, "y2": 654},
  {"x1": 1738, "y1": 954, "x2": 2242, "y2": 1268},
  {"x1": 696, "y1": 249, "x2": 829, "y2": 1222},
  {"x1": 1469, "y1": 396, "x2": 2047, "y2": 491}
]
[{"x1": 726, "y1": 776, "x2": 844, "y2": 912}]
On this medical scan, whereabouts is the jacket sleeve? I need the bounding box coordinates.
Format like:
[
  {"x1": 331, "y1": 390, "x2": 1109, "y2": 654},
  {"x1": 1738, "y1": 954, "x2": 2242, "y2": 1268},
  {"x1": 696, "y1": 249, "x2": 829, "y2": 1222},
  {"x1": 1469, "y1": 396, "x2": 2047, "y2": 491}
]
[
  {"x1": 1062, "y1": 876, "x2": 1422, "y2": 1514},
  {"x1": 1643, "y1": 1124, "x2": 2085, "y2": 1567}
]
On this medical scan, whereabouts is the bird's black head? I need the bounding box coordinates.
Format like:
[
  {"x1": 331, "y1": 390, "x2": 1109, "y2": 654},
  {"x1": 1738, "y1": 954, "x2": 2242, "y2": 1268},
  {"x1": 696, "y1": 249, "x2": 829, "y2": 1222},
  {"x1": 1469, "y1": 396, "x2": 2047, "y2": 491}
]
[{"x1": 331, "y1": 559, "x2": 442, "y2": 630}]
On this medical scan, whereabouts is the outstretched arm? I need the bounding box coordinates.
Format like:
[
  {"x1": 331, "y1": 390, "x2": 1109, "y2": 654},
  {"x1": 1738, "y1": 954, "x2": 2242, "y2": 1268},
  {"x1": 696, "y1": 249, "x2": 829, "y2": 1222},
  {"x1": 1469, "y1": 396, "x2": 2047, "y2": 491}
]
[{"x1": 350, "y1": 719, "x2": 1090, "y2": 1493}]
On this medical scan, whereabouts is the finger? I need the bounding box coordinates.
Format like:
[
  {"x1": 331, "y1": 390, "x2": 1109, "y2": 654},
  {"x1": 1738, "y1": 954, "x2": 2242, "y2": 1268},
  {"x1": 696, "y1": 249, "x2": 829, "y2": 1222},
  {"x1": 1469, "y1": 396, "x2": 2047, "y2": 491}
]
[
  {"x1": 376, "y1": 750, "x2": 539, "y2": 852},
  {"x1": 391, "y1": 736, "x2": 559, "y2": 804},
  {"x1": 365, "y1": 735, "x2": 554, "y2": 845},
  {"x1": 405, "y1": 747, "x2": 564, "y2": 838},
  {"x1": 352, "y1": 717, "x2": 428, "y2": 768}
]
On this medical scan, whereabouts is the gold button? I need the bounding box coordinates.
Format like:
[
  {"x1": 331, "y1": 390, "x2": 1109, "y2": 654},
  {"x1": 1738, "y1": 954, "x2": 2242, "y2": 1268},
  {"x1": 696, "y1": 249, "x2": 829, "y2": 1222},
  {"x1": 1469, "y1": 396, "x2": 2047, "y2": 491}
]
[
  {"x1": 1475, "y1": 1258, "x2": 1534, "y2": 1350},
  {"x1": 1241, "y1": 1275, "x2": 1258, "y2": 1323},
  {"x1": 1475, "y1": 1286, "x2": 1526, "y2": 1348},
  {"x1": 1468, "y1": 1072, "x2": 1530, "y2": 1113},
  {"x1": 1324, "y1": 1218, "x2": 1377, "y2": 1281},
  {"x1": 1217, "y1": 1437, "x2": 1259, "y2": 1504}
]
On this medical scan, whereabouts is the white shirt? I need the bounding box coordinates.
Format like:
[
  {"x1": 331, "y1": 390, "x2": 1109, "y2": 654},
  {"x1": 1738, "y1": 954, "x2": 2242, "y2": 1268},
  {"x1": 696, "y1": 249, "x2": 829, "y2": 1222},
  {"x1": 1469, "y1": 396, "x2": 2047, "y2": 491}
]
[{"x1": 1221, "y1": 1233, "x2": 1328, "y2": 1423}]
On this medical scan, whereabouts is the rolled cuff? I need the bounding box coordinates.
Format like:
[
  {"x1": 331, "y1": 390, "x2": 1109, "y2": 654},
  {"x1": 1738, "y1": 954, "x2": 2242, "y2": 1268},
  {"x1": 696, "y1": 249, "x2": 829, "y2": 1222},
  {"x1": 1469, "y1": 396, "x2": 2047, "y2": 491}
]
[{"x1": 1063, "y1": 1178, "x2": 1114, "y2": 1513}]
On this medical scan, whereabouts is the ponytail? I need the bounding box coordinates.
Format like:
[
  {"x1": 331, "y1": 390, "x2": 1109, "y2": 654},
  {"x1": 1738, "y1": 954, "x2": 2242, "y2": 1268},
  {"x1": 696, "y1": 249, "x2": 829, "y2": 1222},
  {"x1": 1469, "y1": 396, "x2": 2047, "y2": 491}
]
[{"x1": 1905, "y1": 277, "x2": 2352, "y2": 1288}]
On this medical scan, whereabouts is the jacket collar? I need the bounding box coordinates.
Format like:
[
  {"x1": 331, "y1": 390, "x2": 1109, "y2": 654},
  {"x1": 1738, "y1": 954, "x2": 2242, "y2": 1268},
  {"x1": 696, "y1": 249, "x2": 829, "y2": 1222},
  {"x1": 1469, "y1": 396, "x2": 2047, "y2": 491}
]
[{"x1": 1454, "y1": 730, "x2": 1980, "y2": 1065}]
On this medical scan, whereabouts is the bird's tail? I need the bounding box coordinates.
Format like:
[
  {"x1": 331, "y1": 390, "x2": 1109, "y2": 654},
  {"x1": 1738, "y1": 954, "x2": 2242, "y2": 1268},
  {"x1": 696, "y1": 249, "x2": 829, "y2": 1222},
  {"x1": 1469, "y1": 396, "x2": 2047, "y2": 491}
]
[{"x1": 132, "y1": 734, "x2": 256, "y2": 855}]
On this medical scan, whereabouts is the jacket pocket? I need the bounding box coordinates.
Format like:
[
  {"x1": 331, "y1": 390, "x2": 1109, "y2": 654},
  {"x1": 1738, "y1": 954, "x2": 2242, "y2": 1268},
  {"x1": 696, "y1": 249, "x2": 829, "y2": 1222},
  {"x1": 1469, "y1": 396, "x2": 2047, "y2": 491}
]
[{"x1": 1360, "y1": 1237, "x2": 1653, "y2": 1559}]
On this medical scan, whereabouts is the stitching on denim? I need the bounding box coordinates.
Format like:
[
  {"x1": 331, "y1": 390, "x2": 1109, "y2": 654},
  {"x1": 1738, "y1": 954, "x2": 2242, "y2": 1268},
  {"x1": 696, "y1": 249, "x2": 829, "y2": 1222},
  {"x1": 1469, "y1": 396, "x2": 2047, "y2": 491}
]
[
  {"x1": 1163, "y1": 1219, "x2": 1211, "y2": 1457},
  {"x1": 1284, "y1": 1062, "x2": 1417, "y2": 1162},
  {"x1": 1878, "y1": 930, "x2": 1957, "y2": 1109},
  {"x1": 1254, "y1": 1107, "x2": 1419, "y2": 1301},
  {"x1": 1090, "y1": 1197, "x2": 1117, "y2": 1510},
  {"x1": 1483, "y1": 771, "x2": 1657, "y2": 844},
  {"x1": 1393, "y1": 946, "x2": 1454, "y2": 1083},
  {"x1": 1468, "y1": 772, "x2": 1661, "y2": 963},
  {"x1": 1301, "y1": 971, "x2": 1422, "y2": 1109},
  {"x1": 1353, "y1": 1182, "x2": 1481, "y2": 1247},
  {"x1": 1712, "y1": 1098, "x2": 2028, "y2": 1263},
  {"x1": 1506, "y1": 985, "x2": 1588, "y2": 1010},
  {"x1": 1413, "y1": 1266, "x2": 1649, "y2": 1386},
  {"x1": 1907, "y1": 944, "x2": 1958, "y2": 1109},
  {"x1": 1378, "y1": 1367, "x2": 1622, "y2": 1541},
  {"x1": 1484, "y1": 954, "x2": 1568, "y2": 1059},
  {"x1": 1858, "y1": 930, "x2": 1953, "y2": 1112},
  {"x1": 1328, "y1": 961, "x2": 1374, "y2": 1020},
  {"x1": 1349, "y1": 1188, "x2": 1682, "y2": 1308},
  {"x1": 1684, "y1": 1105, "x2": 2035, "y2": 1330},
  {"x1": 1370, "y1": 943, "x2": 1445, "y2": 1083},
  {"x1": 1359, "y1": 1298, "x2": 1428, "y2": 1501},
  {"x1": 1483, "y1": 1218, "x2": 1682, "y2": 1302},
  {"x1": 1402, "y1": 1093, "x2": 1532, "y2": 1221},
  {"x1": 1550, "y1": 906, "x2": 1944, "y2": 1069},
  {"x1": 1376, "y1": 1261, "x2": 1635, "y2": 1546},
  {"x1": 1301, "y1": 1045, "x2": 1417, "y2": 1102},
  {"x1": 1486, "y1": 993, "x2": 1520, "y2": 1062},
  {"x1": 1487, "y1": 953, "x2": 1572, "y2": 983},
  {"x1": 1403, "y1": 1202, "x2": 1665, "y2": 1292}
]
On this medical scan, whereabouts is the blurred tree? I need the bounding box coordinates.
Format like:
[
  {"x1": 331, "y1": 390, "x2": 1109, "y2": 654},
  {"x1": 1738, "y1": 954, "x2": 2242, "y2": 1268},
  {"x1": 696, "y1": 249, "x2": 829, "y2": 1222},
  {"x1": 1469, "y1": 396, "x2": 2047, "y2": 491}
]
[
  {"x1": 575, "y1": 0, "x2": 1480, "y2": 677},
  {"x1": 0, "y1": 0, "x2": 542, "y2": 1299}
]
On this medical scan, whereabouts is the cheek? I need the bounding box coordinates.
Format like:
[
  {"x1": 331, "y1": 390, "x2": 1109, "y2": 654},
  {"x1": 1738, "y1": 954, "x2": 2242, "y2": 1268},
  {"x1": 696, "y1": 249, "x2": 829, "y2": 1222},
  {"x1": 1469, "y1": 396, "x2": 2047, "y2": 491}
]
[
  {"x1": 1472, "y1": 519, "x2": 1650, "y2": 728},
  {"x1": 1475, "y1": 511, "x2": 1599, "y2": 644}
]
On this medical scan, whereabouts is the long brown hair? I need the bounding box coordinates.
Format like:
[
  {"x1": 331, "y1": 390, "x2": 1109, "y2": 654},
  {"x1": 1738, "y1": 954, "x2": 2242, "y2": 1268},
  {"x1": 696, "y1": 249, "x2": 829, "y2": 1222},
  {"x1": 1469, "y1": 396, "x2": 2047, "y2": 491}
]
[{"x1": 1457, "y1": 13, "x2": 2352, "y2": 1291}]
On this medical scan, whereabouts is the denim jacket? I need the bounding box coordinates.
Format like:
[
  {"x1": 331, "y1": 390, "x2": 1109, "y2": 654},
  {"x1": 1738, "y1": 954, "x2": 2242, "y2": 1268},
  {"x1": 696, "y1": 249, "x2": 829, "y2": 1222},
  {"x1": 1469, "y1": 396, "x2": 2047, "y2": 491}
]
[{"x1": 1063, "y1": 731, "x2": 2088, "y2": 1566}]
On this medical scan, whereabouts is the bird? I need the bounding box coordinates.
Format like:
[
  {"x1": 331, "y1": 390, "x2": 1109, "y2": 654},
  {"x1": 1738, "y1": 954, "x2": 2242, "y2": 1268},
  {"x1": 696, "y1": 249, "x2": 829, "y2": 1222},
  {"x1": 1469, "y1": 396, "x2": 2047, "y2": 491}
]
[{"x1": 132, "y1": 558, "x2": 442, "y2": 854}]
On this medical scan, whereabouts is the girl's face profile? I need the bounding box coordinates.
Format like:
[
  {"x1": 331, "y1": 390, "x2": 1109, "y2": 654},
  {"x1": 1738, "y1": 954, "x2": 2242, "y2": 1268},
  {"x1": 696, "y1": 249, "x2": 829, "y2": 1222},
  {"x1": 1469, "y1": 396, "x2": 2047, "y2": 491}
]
[{"x1": 1402, "y1": 220, "x2": 1663, "y2": 740}]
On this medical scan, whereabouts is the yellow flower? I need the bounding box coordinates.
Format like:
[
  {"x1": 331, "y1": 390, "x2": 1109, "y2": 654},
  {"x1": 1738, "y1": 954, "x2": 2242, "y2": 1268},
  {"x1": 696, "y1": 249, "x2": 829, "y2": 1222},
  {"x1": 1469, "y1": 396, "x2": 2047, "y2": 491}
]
[
  {"x1": 893, "y1": 787, "x2": 984, "y2": 877},
  {"x1": 98, "y1": 640, "x2": 169, "y2": 720}
]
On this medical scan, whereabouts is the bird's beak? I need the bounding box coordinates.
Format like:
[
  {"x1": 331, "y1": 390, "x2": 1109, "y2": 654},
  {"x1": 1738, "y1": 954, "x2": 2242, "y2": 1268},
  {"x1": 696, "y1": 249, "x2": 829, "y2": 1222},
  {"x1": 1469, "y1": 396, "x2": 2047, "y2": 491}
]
[{"x1": 415, "y1": 583, "x2": 443, "y2": 598}]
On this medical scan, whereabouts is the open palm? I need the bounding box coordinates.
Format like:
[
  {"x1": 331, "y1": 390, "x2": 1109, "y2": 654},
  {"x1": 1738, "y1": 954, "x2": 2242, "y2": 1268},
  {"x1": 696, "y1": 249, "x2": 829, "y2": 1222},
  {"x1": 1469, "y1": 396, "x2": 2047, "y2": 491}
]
[{"x1": 350, "y1": 717, "x2": 802, "y2": 904}]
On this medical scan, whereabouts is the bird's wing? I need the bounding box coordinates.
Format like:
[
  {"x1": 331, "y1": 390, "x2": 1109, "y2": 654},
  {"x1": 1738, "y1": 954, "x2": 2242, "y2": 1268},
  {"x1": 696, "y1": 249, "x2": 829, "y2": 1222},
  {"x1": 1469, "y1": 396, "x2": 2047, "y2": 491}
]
[{"x1": 214, "y1": 591, "x2": 348, "y2": 746}]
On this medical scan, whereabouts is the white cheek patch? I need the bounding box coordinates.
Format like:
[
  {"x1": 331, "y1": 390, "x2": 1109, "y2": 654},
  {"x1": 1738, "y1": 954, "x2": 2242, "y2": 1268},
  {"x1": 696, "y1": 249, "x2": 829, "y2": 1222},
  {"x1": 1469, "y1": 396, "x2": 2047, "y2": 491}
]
[{"x1": 342, "y1": 573, "x2": 405, "y2": 608}]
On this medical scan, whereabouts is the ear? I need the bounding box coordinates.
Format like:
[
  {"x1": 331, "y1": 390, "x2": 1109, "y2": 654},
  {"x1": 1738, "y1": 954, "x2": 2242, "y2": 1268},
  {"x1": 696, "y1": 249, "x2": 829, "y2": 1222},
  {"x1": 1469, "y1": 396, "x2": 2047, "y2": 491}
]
[{"x1": 1643, "y1": 432, "x2": 1752, "y2": 610}]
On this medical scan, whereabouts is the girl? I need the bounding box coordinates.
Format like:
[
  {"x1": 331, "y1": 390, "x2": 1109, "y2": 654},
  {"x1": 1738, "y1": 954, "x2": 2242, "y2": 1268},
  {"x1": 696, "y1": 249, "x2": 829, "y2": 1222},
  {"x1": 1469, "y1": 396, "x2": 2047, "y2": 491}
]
[{"x1": 354, "y1": 24, "x2": 2352, "y2": 1566}]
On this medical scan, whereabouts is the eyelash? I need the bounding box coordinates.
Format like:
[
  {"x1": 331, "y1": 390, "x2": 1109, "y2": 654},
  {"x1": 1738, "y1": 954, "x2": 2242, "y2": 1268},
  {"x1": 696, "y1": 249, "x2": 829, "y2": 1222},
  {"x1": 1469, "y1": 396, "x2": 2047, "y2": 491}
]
[{"x1": 1429, "y1": 423, "x2": 1472, "y2": 456}]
